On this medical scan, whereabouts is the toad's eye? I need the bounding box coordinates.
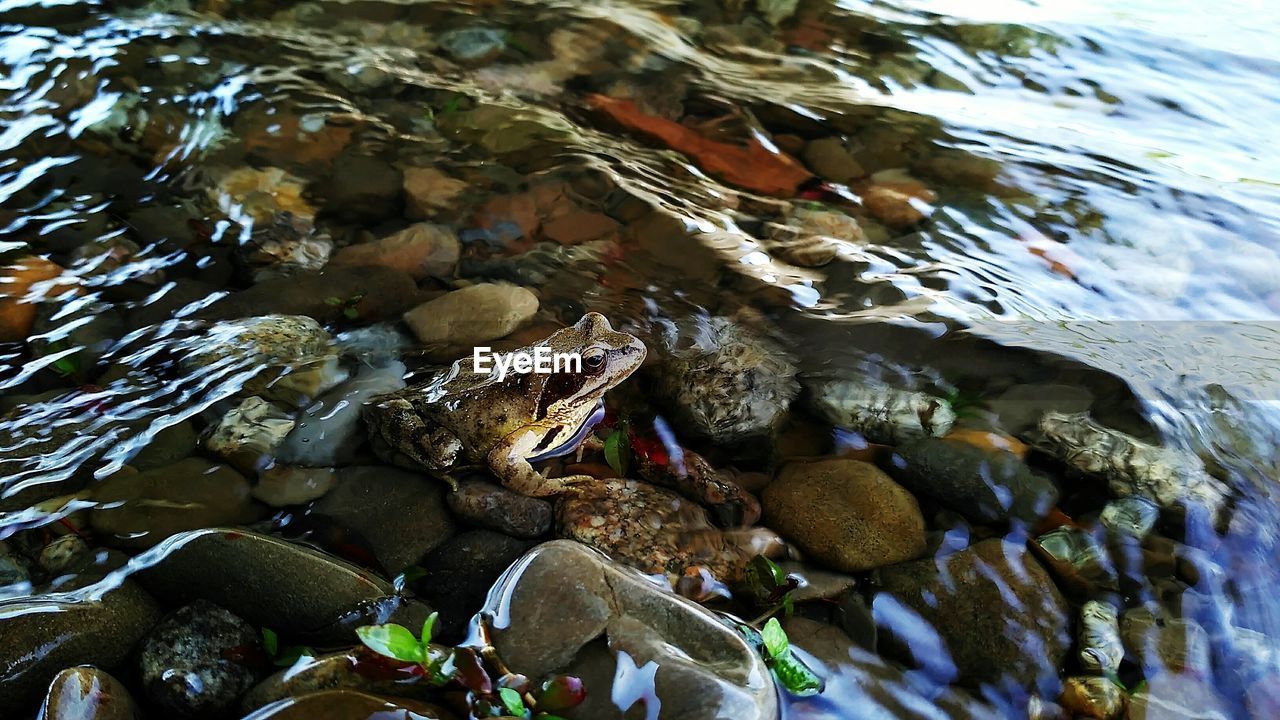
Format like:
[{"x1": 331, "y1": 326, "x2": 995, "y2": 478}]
[{"x1": 582, "y1": 347, "x2": 606, "y2": 371}]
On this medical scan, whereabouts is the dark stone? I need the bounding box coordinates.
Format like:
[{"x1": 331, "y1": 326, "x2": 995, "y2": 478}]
[
  {"x1": 311, "y1": 466, "x2": 457, "y2": 575},
  {"x1": 0, "y1": 580, "x2": 161, "y2": 716},
  {"x1": 873, "y1": 538, "x2": 1070, "y2": 694},
  {"x1": 413, "y1": 530, "x2": 532, "y2": 643},
  {"x1": 887, "y1": 437, "x2": 1059, "y2": 524},
  {"x1": 139, "y1": 600, "x2": 259, "y2": 718},
  {"x1": 446, "y1": 478, "x2": 552, "y2": 538},
  {"x1": 240, "y1": 689, "x2": 454, "y2": 720},
  {"x1": 317, "y1": 153, "x2": 403, "y2": 223},
  {"x1": 132, "y1": 528, "x2": 394, "y2": 642},
  {"x1": 196, "y1": 266, "x2": 418, "y2": 324}
]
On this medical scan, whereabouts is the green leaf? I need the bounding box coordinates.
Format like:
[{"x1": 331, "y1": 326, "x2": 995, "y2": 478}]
[
  {"x1": 534, "y1": 715, "x2": 569, "y2": 720},
  {"x1": 261, "y1": 627, "x2": 278, "y2": 656},
  {"x1": 343, "y1": 306, "x2": 359, "y2": 320},
  {"x1": 771, "y1": 650, "x2": 823, "y2": 697},
  {"x1": 356, "y1": 623, "x2": 424, "y2": 663},
  {"x1": 603, "y1": 425, "x2": 629, "y2": 477},
  {"x1": 781, "y1": 594, "x2": 795, "y2": 617},
  {"x1": 761, "y1": 618, "x2": 788, "y2": 658},
  {"x1": 392, "y1": 565, "x2": 428, "y2": 592},
  {"x1": 421, "y1": 612, "x2": 439, "y2": 645},
  {"x1": 274, "y1": 645, "x2": 313, "y2": 667},
  {"x1": 498, "y1": 687, "x2": 526, "y2": 716},
  {"x1": 324, "y1": 296, "x2": 343, "y2": 306}
]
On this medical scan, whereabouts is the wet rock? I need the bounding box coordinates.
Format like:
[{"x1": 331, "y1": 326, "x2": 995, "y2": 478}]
[
  {"x1": 439, "y1": 27, "x2": 507, "y2": 63},
  {"x1": 318, "y1": 153, "x2": 402, "y2": 223},
  {"x1": 1101, "y1": 497, "x2": 1161, "y2": 540},
  {"x1": 204, "y1": 397, "x2": 297, "y2": 475},
  {"x1": 781, "y1": 616, "x2": 997, "y2": 719},
  {"x1": 756, "y1": 0, "x2": 800, "y2": 25},
  {"x1": 131, "y1": 528, "x2": 394, "y2": 641},
  {"x1": 808, "y1": 378, "x2": 954, "y2": 444},
  {"x1": 802, "y1": 137, "x2": 865, "y2": 182},
  {"x1": 470, "y1": 192, "x2": 539, "y2": 245},
  {"x1": 130, "y1": 420, "x2": 198, "y2": 470},
  {"x1": 402, "y1": 282, "x2": 538, "y2": 346},
  {"x1": 650, "y1": 314, "x2": 799, "y2": 443},
  {"x1": 557, "y1": 478, "x2": 782, "y2": 584},
  {"x1": 329, "y1": 223, "x2": 459, "y2": 281},
  {"x1": 403, "y1": 167, "x2": 468, "y2": 219},
  {"x1": 252, "y1": 466, "x2": 338, "y2": 507},
  {"x1": 37, "y1": 534, "x2": 91, "y2": 576},
  {"x1": 0, "y1": 543, "x2": 30, "y2": 587},
  {"x1": 480, "y1": 540, "x2": 778, "y2": 720},
  {"x1": 30, "y1": 298, "x2": 125, "y2": 377},
  {"x1": 1034, "y1": 412, "x2": 1230, "y2": 524},
  {"x1": 311, "y1": 466, "x2": 456, "y2": 574},
  {"x1": 888, "y1": 437, "x2": 1059, "y2": 524},
  {"x1": 126, "y1": 278, "x2": 221, "y2": 329},
  {"x1": 764, "y1": 459, "x2": 926, "y2": 572},
  {"x1": 1032, "y1": 526, "x2": 1119, "y2": 599},
  {"x1": 634, "y1": 446, "x2": 762, "y2": 527},
  {"x1": 180, "y1": 314, "x2": 346, "y2": 406},
  {"x1": 540, "y1": 208, "x2": 620, "y2": 246},
  {"x1": 446, "y1": 478, "x2": 552, "y2": 538},
  {"x1": 777, "y1": 560, "x2": 857, "y2": 603},
  {"x1": 1060, "y1": 675, "x2": 1126, "y2": 720},
  {"x1": 37, "y1": 666, "x2": 139, "y2": 720},
  {"x1": 1126, "y1": 673, "x2": 1229, "y2": 720},
  {"x1": 874, "y1": 538, "x2": 1071, "y2": 690},
  {"x1": 1078, "y1": 600, "x2": 1125, "y2": 676},
  {"x1": 276, "y1": 362, "x2": 407, "y2": 467},
  {"x1": 211, "y1": 167, "x2": 315, "y2": 224},
  {"x1": 860, "y1": 170, "x2": 936, "y2": 229},
  {"x1": 89, "y1": 458, "x2": 259, "y2": 549},
  {"x1": 139, "y1": 600, "x2": 258, "y2": 718},
  {"x1": 0, "y1": 581, "x2": 160, "y2": 716},
  {"x1": 238, "y1": 212, "x2": 333, "y2": 283},
  {"x1": 198, "y1": 266, "x2": 420, "y2": 325},
  {"x1": 242, "y1": 689, "x2": 453, "y2": 720},
  {"x1": 0, "y1": 256, "x2": 78, "y2": 342},
  {"x1": 241, "y1": 651, "x2": 439, "y2": 711},
  {"x1": 414, "y1": 530, "x2": 533, "y2": 642},
  {"x1": 1120, "y1": 607, "x2": 1210, "y2": 676}
]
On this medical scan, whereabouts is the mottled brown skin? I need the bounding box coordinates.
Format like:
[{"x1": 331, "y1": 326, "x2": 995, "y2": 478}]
[{"x1": 364, "y1": 313, "x2": 645, "y2": 496}]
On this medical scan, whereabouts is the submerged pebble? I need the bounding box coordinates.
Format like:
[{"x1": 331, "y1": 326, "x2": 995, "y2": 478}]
[{"x1": 139, "y1": 600, "x2": 259, "y2": 718}]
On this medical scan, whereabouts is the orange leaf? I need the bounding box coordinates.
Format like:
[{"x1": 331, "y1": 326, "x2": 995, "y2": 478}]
[{"x1": 586, "y1": 94, "x2": 813, "y2": 197}]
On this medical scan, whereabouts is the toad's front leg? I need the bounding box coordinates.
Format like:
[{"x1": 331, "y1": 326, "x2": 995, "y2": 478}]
[{"x1": 487, "y1": 428, "x2": 595, "y2": 497}]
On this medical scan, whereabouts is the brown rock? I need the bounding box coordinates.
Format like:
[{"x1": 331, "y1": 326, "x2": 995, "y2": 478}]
[
  {"x1": 89, "y1": 458, "x2": 259, "y2": 549},
  {"x1": 860, "y1": 170, "x2": 937, "y2": 229},
  {"x1": 802, "y1": 137, "x2": 866, "y2": 182},
  {"x1": 472, "y1": 193, "x2": 539, "y2": 245},
  {"x1": 241, "y1": 689, "x2": 454, "y2": 720},
  {"x1": 540, "y1": 208, "x2": 620, "y2": 245},
  {"x1": 0, "y1": 256, "x2": 78, "y2": 342},
  {"x1": 875, "y1": 538, "x2": 1071, "y2": 689},
  {"x1": 37, "y1": 666, "x2": 139, "y2": 720},
  {"x1": 403, "y1": 167, "x2": 468, "y2": 219},
  {"x1": 402, "y1": 282, "x2": 538, "y2": 346},
  {"x1": 762, "y1": 459, "x2": 926, "y2": 572},
  {"x1": 329, "y1": 223, "x2": 459, "y2": 280}
]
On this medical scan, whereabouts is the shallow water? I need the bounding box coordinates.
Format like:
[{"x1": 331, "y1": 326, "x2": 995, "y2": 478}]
[{"x1": 1, "y1": 0, "x2": 1279, "y2": 717}]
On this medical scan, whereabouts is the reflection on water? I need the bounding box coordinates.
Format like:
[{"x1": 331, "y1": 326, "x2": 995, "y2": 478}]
[{"x1": 1, "y1": 0, "x2": 1279, "y2": 717}]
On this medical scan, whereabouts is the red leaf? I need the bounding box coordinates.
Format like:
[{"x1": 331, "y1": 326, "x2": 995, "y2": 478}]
[{"x1": 586, "y1": 94, "x2": 813, "y2": 197}]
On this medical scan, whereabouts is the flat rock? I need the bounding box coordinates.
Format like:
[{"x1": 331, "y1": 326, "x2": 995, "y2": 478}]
[
  {"x1": 131, "y1": 528, "x2": 394, "y2": 641},
  {"x1": 197, "y1": 266, "x2": 419, "y2": 324},
  {"x1": 89, "y1": 458, "x2": 260, "y2": 549},
  {"x1": 403, "y1": 167, "x2": 468, "y2": 219},
  {"x1": 763, "y1": 459, "x2": 927, "y2": 572},
  {"x1": 481, "y1": 540, "x2": 777, "y2": 720},
  {"x1": 0, "y1": 581, "x2": 160, "y2": 716}
]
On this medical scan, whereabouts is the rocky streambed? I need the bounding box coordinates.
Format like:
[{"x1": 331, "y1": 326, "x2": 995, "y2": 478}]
[{"x1": 2, "y1": 0, "x2": 1280, "y2": 719}]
